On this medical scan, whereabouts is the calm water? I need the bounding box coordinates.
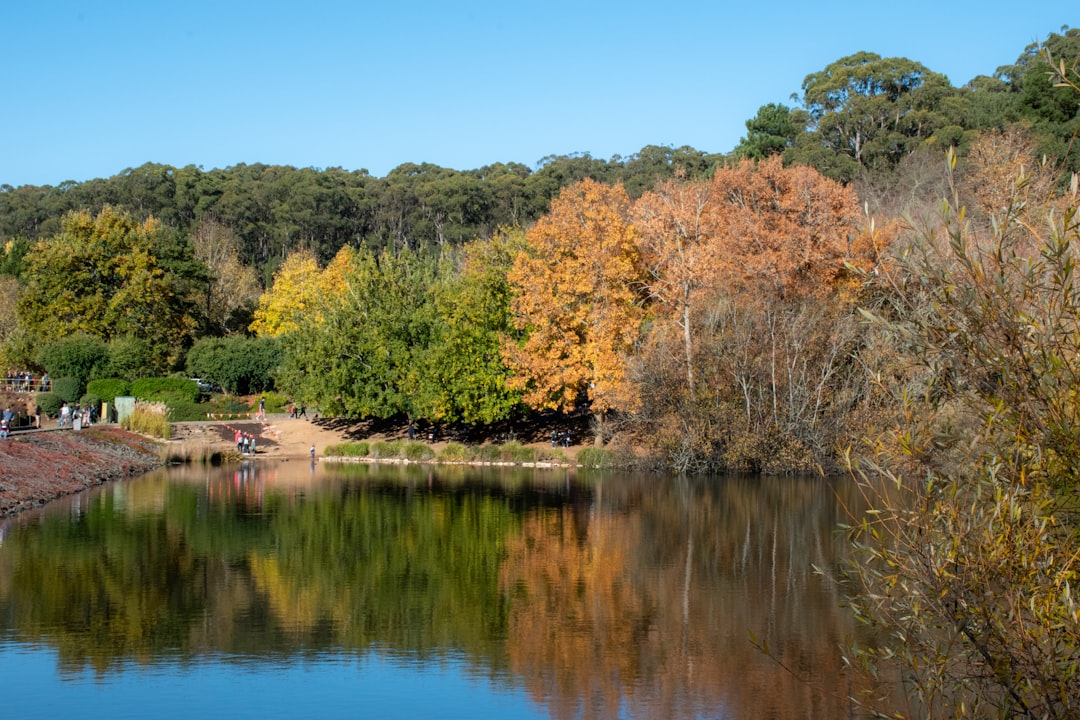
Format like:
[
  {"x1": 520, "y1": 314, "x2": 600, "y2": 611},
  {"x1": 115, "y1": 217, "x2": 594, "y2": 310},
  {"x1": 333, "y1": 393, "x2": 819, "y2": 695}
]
[{"x1": 0, "y1": 461, "x2": 872, "y2": 719}]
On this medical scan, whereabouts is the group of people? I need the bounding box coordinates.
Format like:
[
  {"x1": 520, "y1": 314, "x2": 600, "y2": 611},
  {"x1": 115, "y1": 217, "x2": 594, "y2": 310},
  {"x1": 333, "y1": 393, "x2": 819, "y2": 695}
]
[
  {"x1": 550, "y1": 429, "x2": 572, "y2": 448},
  {"x1": 58, "y1": 402, "x2": 96, "y2": 428},
  {"x1": 3, "y1": 370, "x2": 48, "y2": 393},
  {"x1": 235, "y1": 429, "x2": 258, "y2": 455}
]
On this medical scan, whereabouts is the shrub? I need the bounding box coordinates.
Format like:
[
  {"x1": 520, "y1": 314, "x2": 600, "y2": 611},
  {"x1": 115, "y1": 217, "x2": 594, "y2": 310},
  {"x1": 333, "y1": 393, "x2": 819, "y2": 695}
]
[
  {"x1": 369, "y1": 440, "x2": 402, "y2": 459},
  {"x1": 79, "y1": 393, "x2": 102, "y2": 413},
  {"x1": 473, "y1": 444, "x2": 505, "y2": 462},
  {"x1": 437, "y1": 442, "x2": 472, "y2": 462},
  {"x1": 35, "y1": 392, "x2": 63, "y2": 419},
  {"x1": 166, "y1": 400, "x2": 205, "y2": 422},
  {"x1": 323, "y1": 442, "x2": 370, "y2": 457},
  {"x1": 86, "y1": 378, "x2": 131, "y2": 405},
  {"x1": 100, "y1": 335, "x2": 160, "y2": 380},
  {"x1": 499, "y1": 440, "x2": 535, "y2": 463},
  {"x1": 130, "y1": 377, "x2": 199, "y2": 404},
  {"x1": 251, "y1": 392, "x2": 289, "y2": 413},
  {"x1": 402, "y1": 441, "x2": 435, "y2": 461},
  {"x1": 52, "y1": 376, "x2": 83, "y2": 404},
  {"x1": 577, "y1": 447, "x2": 613, "y2": 468}
]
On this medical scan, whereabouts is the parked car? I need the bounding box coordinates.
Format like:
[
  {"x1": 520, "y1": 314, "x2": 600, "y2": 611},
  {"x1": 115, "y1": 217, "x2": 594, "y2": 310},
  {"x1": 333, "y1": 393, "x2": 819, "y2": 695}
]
[{"x1": 190, "y1": 378, "x2": 215, "y2": 394}]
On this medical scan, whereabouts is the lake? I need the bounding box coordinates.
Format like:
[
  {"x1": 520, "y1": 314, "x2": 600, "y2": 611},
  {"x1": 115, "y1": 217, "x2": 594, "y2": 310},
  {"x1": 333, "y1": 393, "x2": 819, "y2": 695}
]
[{"x1": 0, "y1": 460, "x2": 877, "y2": 719}]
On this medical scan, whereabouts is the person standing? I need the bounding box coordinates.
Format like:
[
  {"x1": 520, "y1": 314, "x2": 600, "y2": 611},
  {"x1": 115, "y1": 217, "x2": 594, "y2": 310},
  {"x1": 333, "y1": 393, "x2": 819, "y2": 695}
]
[{"x1": 258, "y1": 396, "x2": 266, "y2": 421}]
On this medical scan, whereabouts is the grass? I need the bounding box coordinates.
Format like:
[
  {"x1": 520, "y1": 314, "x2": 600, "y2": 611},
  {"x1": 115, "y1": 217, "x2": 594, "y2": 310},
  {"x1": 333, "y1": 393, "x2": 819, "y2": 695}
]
[
  {"x1": 122, "y1": 401, "x2": 172, "y2": 439},
  {"x1": 319, "y1": 437, "x2": 580, "y2": 467},
  {"x1": 160, "y1": 441, "x2": 241, "y2": 465}
]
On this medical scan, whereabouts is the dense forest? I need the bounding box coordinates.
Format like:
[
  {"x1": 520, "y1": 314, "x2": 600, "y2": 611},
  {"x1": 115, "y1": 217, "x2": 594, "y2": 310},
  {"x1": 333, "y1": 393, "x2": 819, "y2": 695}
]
[{"x1": 2, "y1": 25, "x2": 1080, "y2": 716}]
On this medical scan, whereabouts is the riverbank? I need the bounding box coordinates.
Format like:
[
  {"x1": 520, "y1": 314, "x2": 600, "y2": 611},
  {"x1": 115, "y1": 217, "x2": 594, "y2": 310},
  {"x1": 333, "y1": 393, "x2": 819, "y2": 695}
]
[
  {"x1": 0, "y1": 427, "x2": 162, "y2": 517},
  {"x1": 0, "y1": 415, "x2": 598, "y2": 518},
  {"x1": 167, "y1": 414, "x2": 596, "y2": 464}
]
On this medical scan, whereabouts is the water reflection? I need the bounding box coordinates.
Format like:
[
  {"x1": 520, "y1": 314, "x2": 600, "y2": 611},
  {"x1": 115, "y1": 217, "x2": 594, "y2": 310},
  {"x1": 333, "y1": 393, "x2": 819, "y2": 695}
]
[{"x1": 0, "y1": 462, "x2": 875, "y2": 718}]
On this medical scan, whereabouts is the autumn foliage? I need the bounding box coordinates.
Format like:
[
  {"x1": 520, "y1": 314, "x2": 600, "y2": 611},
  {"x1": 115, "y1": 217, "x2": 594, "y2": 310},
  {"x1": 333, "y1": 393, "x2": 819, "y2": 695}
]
[{"x1": 504, "y1": 179, "x2": 647, "y2": 415}]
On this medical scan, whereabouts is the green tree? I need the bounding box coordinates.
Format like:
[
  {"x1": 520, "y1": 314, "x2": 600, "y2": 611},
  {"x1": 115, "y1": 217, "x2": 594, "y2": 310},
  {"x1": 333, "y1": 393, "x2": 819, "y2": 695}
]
[
  {"x1": 276, "y1": 246, "x2": 438, "y2": 418},
  {"x1": 789, "y1": 52, "x2": 961, "y2": 178},
  {"x1": 17, "y1": 207, "x2": 198, "y2": 368},
  {"x1": 37, "y1": 334, "x2": 109, "y2": 389},
  {"x1": 733, "y1": 103, "x2": 804, "y2": 160},
  {"x1": 186, "y1": 335, "x2": 282, "y2": 395},
  {"x1": 419, "y1": 230, "x2": 526, "y2": 424}
]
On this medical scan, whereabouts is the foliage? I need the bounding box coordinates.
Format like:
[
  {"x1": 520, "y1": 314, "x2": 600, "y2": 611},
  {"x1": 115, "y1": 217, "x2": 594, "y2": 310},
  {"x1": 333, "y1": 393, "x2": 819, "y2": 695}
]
[
  {"x1": 575, "y1": 447, "x2": 614, "y2": 469},
  {"x1": 37, "y1": 334, "x2": 108, "y2": 386},
  {"x1": 250, "y1": 391, "x2": 289, "y2": 413},
  {"x1": 130, "y1": 377, "x2": 199, "y2": 404},
  {"x1": 420, "y1": 230, "x2": 525, "y2": 424},
  {"x1": 51, "y1": 376, "x2": 83, "y2": 405},
  {"x1": 368, "y1": 440, "x2": 403, "y2": 459},
  {"x1": 505, "y1": 179, "x2": 648, "y2": 415},
  {"x1": 185, "y1": 335, "x2": 282, "y2": 395},
  {"x1": 248, "y1": 248, "x2": 322, "y2": 337},
  {"x1": 733, "y1": 103, "x2": 804, "y2": 160},
  {"x1": 437, "y1": 442, "x2": 471, "y2": 462},
  {"x1": 323, "y1": 441, "x2": 370, "y2": 458},
  {"x1": 788, "y1": 52, "x2": 962, "y2": 179},
  {"x1": 86, "y1": 379, "x2": 131, "y2": 405},
  {"x1": 402, "y1": 441, "x2": 436, "y2": 461},
  {"x1": 844, "y1": 146, "x2": 1080, "y2": 716},
  {"x1": 99, "y1": 335, "x2": 160, "y2": 381},
  {"x1": 190, "y1": 218, "x2": 261, "y2": 335},
  {"x1": 17, "y1": 207, "x2": 199, "y2": 368},
  {"x1": 35, "y1": 391, "x2": 63, "y2": 418},
  {"x1": 275, "y1": 246, "x2": 438, "y2": 418}
]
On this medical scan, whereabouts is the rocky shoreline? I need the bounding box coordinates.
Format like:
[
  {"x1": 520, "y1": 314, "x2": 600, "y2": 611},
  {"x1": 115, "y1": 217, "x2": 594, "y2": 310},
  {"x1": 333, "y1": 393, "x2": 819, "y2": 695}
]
[{"x1": 0, "y1": 428, "x2": 162, "y2": 517}]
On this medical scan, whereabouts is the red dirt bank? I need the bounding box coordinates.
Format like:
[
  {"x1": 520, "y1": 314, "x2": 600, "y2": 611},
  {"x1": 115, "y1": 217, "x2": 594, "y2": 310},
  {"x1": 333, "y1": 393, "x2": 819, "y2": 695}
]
[{"x1": 0, "y1": 428, "x2": 161, "y2": 517}]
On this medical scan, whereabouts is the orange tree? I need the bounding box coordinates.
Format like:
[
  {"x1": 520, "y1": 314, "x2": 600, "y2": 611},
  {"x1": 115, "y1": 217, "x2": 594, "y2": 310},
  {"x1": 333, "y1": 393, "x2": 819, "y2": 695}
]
[{"x1": 503, "y1": 179, "x2": 648, "y2": 425}]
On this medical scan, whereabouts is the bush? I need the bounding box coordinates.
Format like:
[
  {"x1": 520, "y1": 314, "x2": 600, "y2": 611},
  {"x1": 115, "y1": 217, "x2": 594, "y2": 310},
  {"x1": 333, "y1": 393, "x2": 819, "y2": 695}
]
[
  {"x1": 402, "y1": 441, "x2": 435, "y2": 461},
  {"x1": 577, "y1": 447, "x2": 613, "y2": 468},
  {"x1": 251, "y1": 392, "x2": 289, "y2": 413},
  {"x1": 437, "y1": 442, "x2": 472, "y2": 462},
  {"x1": 369, "y1": 440, "x2": 402, "y2": 459},
  {"x1": 35, "y1": 392, "x2": 63, "y2": 419},
  {"x1": 100, "y1": 335, "x2": 160, "y2": 380},
  {"x1": 130, "y1": 377, "x2": 199, "y2": 404},
  {"x1": 79, "y1": 393, "x2": 102, "y2": 413},
  {"x1": 324, "y1": 441, "x2": 370, "y2": 457},
  {"x1": 52, "y1": 376, "x2": 83, "y2": 404},
  {"x1": 86, "y1": 378, "x2": 130, "y2": 405}
]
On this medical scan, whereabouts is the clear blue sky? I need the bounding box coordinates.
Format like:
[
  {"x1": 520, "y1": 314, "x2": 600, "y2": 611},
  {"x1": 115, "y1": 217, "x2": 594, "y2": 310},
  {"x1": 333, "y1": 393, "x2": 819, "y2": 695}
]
[{"x1": 1, "y1": 1, "x2": 1071, "y2": 187}]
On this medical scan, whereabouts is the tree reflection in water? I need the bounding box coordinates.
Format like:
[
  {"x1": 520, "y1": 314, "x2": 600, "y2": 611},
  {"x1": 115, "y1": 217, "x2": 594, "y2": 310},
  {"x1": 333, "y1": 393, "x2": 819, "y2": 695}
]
[{"x1": 0, "y1": 463, "x2": 889, "y2": 718}]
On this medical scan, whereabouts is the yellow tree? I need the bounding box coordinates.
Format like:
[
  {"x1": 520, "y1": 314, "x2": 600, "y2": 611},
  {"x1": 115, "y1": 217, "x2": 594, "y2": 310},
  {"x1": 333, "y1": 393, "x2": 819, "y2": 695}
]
[
  {"x1": 249, "y1": 249, "x2": 322, "y2": 337},
  {"x1": 504, "y1": 179, "x2": 647, "y2": 416}
]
